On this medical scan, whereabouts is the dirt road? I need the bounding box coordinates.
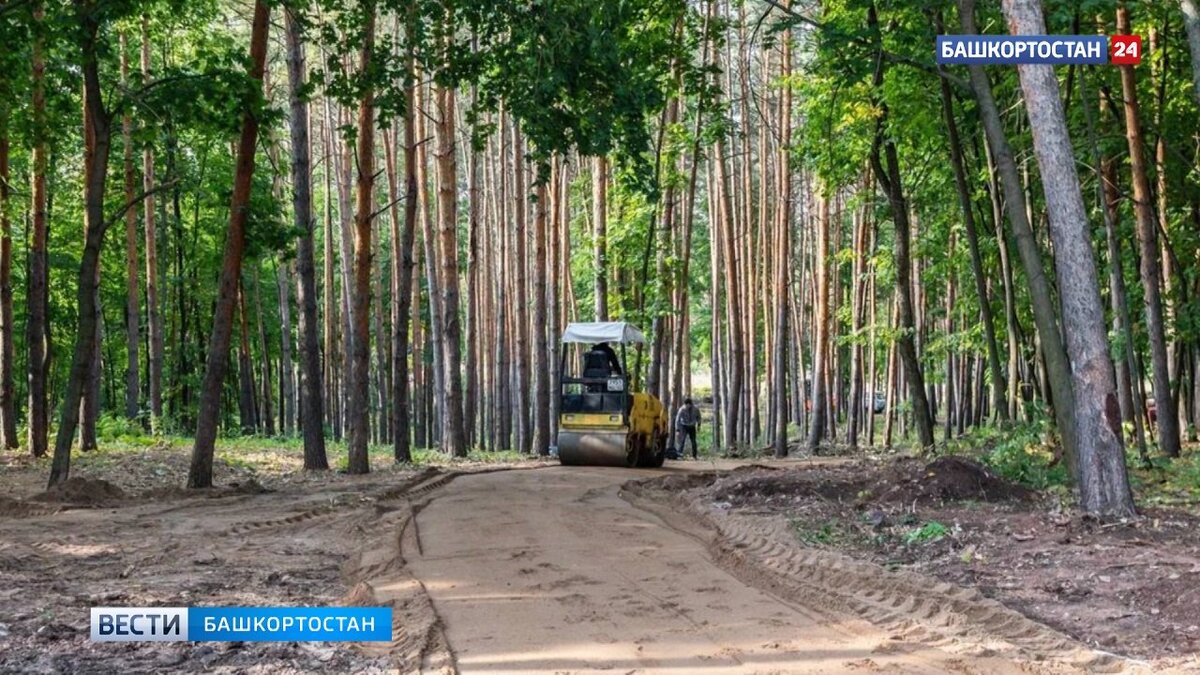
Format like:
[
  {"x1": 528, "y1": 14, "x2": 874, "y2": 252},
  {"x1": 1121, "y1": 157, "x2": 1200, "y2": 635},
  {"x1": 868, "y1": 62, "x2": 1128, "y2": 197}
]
[
  {"x1": 401, "y1": 466, "x2": 1116, "y2": 673},
  {"x1": 0, "y1": 458, "x2": 1147, "y2": 673}
]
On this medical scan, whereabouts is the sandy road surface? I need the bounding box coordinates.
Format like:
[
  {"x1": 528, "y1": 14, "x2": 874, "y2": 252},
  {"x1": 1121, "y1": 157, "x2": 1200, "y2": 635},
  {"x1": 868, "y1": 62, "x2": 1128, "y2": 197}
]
[
  {"x1": 0, "y1": 460, "x2": 1147, "y2": 673},
  {"x1": 404, "y1": 465, "x2": 1101, "y2": 674}
]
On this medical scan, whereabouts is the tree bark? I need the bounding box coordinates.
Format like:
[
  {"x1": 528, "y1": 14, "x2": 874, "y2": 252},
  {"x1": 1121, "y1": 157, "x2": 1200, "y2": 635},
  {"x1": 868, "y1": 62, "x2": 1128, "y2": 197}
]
[
  {"x1": 713, "y1": 132, "x2": 743, "y2": 450},
  {"x1": 28, "y1": 0, "x2": 50, "y2": 459},
  {"x1": 532, "y1": 177, "x2": 551, "y2": 456},
  {"x1": 50, "y1": 3, "x2": 115, "y2": 484},
  {"x1": 433, "y1": 56, "x2": 467, "y2": 457},
  {"x1": 0, "y1": 114, "x2": 14, "y2": 448},
  {"x1": 142, "y1": 16, "x2": 164, "y2": 427},
  {"x1": 1001, "y1": 0, "x2": 1135, "y2": 518},
  {"x1": 1181, "y1": 0, "x2": 1200, "y2": 105},
  {"x1": 867, "y1": 1, "x2": 934, "y2": 450},
  {"x1": 387, "y1": 30, "x2": 419, "y2": 462},
  {"x1": 593, "y1": 156, "x2": 609, "y2": 321},
  {"x1": 1116, "y1": 4, "x2": 1180, "y2": 459},
  {"x1": 120, "y1": 33, "x2": 141, "y2": 423},
  {"x1": 347, "y1": 4, "x2": 376, "y2": 474},
  {"x1": 959, "y1": 0, "x2": 1077, "y2": 465},
  {"x1": 772, "y1": 25, "x2": 791, "y2": 457},
  {"x1": 806, "y1": 191, "x2": 830, "y2": 453},
  {"x1": 936, "y1": 57, "x2": 1008, "y2": 422},
  {"x1": 512, "y1": 122, "x2": 530, "y2": 452},
  {"x1": 187, "y1": 0, "x2": 271, "y2": 488}
]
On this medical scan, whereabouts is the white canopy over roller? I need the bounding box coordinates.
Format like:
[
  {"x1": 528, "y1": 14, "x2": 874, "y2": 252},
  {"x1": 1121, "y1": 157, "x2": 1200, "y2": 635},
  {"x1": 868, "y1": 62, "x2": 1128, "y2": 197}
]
[{"x1": 560, "y1": 321, "x2": 647, "y2": 345}]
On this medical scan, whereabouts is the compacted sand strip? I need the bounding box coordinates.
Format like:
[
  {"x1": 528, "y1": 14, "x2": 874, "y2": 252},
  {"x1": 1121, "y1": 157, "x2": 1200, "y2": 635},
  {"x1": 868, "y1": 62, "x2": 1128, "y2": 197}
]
[{"x1": 402, "y1": 466, "x2": 1104, "y2": 674}]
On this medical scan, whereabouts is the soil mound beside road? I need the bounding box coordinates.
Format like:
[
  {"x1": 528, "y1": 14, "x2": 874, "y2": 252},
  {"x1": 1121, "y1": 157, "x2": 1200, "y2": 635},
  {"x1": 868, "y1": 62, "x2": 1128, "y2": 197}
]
[
  {"x1": 31, "y1": 477, "x2": 127, "y2": 506},
  {"x1": 707, "y1": 455, "x2": 1031, "y2": 509},
  {"x1": 872, "y1": 455, "x2": 1033, "y2": 504}
]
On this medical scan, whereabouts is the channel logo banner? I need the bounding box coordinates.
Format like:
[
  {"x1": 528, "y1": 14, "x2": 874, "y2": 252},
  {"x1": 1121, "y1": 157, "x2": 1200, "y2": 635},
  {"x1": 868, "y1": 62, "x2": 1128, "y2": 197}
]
[
  {"x1": 91, "y1": 607, "x2": 392, "y2": 642},
  {"x1": 937, "y1": 35, "x2": 1109, "y2": 65}
]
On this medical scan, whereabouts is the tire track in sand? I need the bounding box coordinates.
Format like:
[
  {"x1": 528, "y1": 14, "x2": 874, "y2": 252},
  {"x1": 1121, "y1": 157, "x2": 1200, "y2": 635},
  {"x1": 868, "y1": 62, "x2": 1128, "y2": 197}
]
[{"x1": 622, "y1": 477, "x2": 1140, "y2": 674}]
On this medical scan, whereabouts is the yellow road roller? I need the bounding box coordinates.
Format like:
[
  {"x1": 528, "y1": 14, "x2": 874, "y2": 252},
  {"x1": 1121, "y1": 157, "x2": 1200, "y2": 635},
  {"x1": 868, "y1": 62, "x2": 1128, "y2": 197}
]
[{"x1": 557, "y1": 322, "x2": 669, "y2": 467}]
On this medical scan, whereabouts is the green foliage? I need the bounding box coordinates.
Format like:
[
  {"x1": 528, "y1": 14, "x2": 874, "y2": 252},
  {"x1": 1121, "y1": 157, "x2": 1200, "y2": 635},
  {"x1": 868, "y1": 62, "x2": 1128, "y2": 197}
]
[
  {"x1": 469, "y1": 0, "x2": 687, "y2": 192},
  {"x1": 903, "y1": 521, "x2": 948, "y2": 545},
  {"x1": 943, "y1": 413, "x2": 1069, "y2": 490},
  {"x1": 793, "y1": 520, "x2": 845, "y2": 546}
]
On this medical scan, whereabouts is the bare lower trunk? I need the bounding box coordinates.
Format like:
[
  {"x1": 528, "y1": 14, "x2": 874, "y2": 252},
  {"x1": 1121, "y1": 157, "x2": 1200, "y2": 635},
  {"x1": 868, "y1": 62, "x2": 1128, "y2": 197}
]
[
  {"x1": 1001, "y1": 0, "x2": 1134, "y2": 518},
  {"x1": 286, "y1": 4, "x2": 327, "y2": 468},
  {"x1": 433, "y1": 72, "x2": 466, "y2": 457},
  {"x1": 347, "y1": 6, "x2": 376, "y2": 474},
  {"x1": 532, "y1": 179, "x2": 550, "y2": 456},
  {"x1": 28, "y1": 0, "x2": 49, "y2": 458},
  {"x1": 593, "y1": 156, "x2": 608, "y2": 321},
  {"x1": 937, "y1": 59, "x2": 1008, "y2": 421},
  {"x1": 959, "y1": 0, "x2": 1077, "y2": 466},
  {"x1": 187, "y1": 0, "x2": 271, "y2": 488},
  {"x1": 119, "y1": 34, "x2": 141, "y2": 422},
  {"x1": 50, "y1": 12, "x2": 115, "y2": 483},
  {"x1": 1117, "y1": 5, "x2": 1179, "y2": 459},
  {"x1": 388, "y1": 44, "x2": 419, "y2": 462},
  {"x1": 0, "y1": 120, "x2": 15, "y2": 448},
  {"x1": 142, "y1": 17, "x2": 164, "y2": 427},
  {"x1": 806, "y1": 192, "x2": 830, "y2": 452},
  {"x1": 868, "y1": 1, "x2": 933, "y2": 449}
]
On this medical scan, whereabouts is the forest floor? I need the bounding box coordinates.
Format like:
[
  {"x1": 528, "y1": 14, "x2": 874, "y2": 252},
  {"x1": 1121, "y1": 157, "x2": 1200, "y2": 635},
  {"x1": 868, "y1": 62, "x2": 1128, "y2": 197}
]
[
  {"x1": 0, "y1": 443, "x2": 1195, "y2": 673},
  {"x1": 642, "y1": 456, "x2": 1200, "y2": 669}
]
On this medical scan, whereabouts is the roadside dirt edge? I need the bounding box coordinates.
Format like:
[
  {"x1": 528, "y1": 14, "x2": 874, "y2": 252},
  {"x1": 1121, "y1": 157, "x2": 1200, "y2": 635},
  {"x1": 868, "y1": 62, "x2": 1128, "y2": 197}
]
[{"x1": 621, "y1": 475, "x2": 1139, "y2": 674}]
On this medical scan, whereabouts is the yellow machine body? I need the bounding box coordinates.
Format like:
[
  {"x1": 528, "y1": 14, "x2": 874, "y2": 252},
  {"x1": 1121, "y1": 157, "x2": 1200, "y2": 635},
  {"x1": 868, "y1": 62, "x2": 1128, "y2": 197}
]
[{"x1": 555, "y1": 323, "x2": 669, "y2": 467}]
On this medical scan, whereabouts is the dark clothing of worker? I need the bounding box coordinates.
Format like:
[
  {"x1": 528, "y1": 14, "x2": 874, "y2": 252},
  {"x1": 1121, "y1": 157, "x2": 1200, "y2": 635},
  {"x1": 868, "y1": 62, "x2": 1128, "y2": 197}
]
[
  {"x1": 675, "y1": 401, "x2": 701, "y2": 459},
  {"x1": 583, "y1": 342, "x2": 623, "y2": 392},
  {"x1": 583, "y1": 343, "x2": 622, "y2": 376}
]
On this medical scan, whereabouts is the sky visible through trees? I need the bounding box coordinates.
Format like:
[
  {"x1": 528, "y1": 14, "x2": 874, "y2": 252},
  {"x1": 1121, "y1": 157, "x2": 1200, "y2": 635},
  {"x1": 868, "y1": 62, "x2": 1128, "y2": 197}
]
[{"x1": 0, "y1": 0, "x2": 1199, "y2": 517}]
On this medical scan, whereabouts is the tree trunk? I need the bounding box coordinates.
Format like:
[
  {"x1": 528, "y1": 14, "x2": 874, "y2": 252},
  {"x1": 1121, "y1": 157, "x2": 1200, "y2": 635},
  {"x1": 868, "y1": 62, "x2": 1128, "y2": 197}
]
[
  {"x1": 28, "y1": 0, "x2": 49, "y2": 457},
  {"x1": 713, "y1": 132, "x2": 743, "y2": 451},
  {"x1": 593, "y1": 156, "x2": 609, "y2": 321},
  {"x1": 806, "y1": 191, "x2": 830, "y2": 453},
  {"x1": 772, "y1": 13, "x2": 791, "y2": 458},
  {"x1": 387, "y1": 36, "x2": 418, "y2": 462},
  {"x1": 512, "y1": 123, "x2": 530, "y2": 452},
  {"x1": 119, "y1": 33, "x2": 141, "y2": 423},
  {"x1": 187, "y1": 0, "x2": 271, "y2": 488},
  {"x1": 49, "y1": 5, "x2": 115, "y2": 484},
  {"x1": 275, "y1": 260, "x2": 295, "y2": 437},
  {"x1": 1181, "y1": 0, "x2": 1200, "y2": 105},
  {"x1": 80, "y1": 78, "x2": 104, "y2": 453},
  {"x1": 866, "y1": 2, "x2": 934, "y2": 450},
  {"x1": 1001, "y1": 0, "x2": 1135, "y2": 518},
  {"x1": 0, "y1": 115, "x2": 14, "y2": 449},
  {"x1": 532, "y1": 178, "x2": 551, "y2": 456},
  {"x1": 237, "y1": 282, "x2": 258, "y2": 433},
  {"x1": 347, "y1": 5, "x2": 376, "y2": 474},
  {"x1": 1116, "y1": 4, "x2": 1180, "y2": 459},
  {"x1": 433, "y1": 65, "x2": 467, "y2": 457},
  {"x1": 959, "y1": 0, "x2": 1077, "y2": 466},
  {"x1": 936, "y1": 59, "x2": 1008, "y2": 421},
  {"x1": 142, "y1": 16, "x2": 164, "y2": 428}
]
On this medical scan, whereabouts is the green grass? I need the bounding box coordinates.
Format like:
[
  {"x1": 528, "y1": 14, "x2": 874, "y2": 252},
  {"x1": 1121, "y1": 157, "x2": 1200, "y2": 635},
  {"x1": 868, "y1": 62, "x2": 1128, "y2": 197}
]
[
  {"x1": 791, "y1": 519, "x2": 852, "y2": 546},
  {"x1": 903, "y1": 521, "x2": 949, "y2": 545}
]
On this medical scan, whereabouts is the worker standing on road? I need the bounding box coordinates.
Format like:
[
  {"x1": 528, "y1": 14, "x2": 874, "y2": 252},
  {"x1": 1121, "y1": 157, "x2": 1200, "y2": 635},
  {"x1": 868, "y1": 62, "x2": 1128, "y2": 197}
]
[{"x1": 674, "y1": 398, "x2": 701, "y2": 460}]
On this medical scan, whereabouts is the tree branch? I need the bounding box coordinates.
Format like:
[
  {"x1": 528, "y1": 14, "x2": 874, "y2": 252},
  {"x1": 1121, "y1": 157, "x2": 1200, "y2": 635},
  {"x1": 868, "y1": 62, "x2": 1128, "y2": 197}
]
[
  {"x1": 101, "y1": 179, "x2": 180, "y2": 234},
  {"x1": 756, "y1": 0, "x2": 971, "y2": 92}
]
